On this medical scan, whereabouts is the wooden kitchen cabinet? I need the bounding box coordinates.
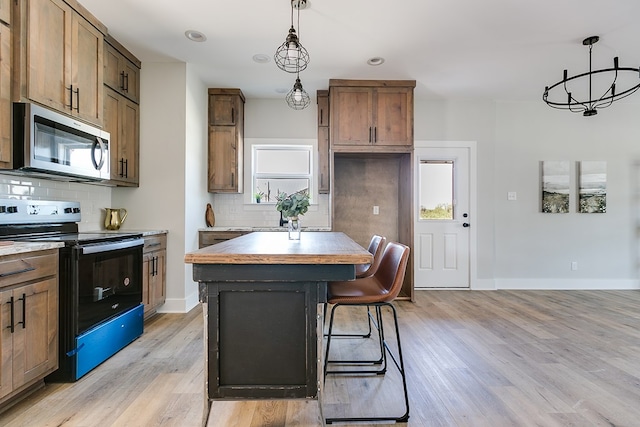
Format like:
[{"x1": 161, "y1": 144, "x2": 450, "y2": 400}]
[
  {"x1": 198, "y1": 230, "x2": 250, "y2": 249},
  {"x1": 0, "y1": 22, "x2": 10, "y2": 169},
  {"x1": 142, "y1": 233, "x2": 166, "y2": 319},
  {"x1": 208, "y1": 88, "x2": 244, "y2": 193},
  {"x1": 0, "y1": 0, "x2": 9, "y2": 25},
  {"x1": 0, "y1": 250, "x2": 58, "y2": 404},
  {"x1": 209, "y1": 88, "x2": 244, "y2": 126},
  {"x1": 329, "y1": 80, "x2": 415, "y2": 152},
  {"x1": 13, "y1": 0, "x2": 105, "y2": 126},
  {"x1": 104, "y1": 35, "x2": 140, "y2": 104},
  {"x1": 317, "y1": 90, "x2": 330, "y2": 194},
  {"x1": 104, "y1": 87, "x2": 139, "y2": 186}
]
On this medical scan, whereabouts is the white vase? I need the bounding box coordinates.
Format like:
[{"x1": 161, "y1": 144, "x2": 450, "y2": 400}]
[{"x1": 288, "y1": 216, "x2": 301, "y2": 240}]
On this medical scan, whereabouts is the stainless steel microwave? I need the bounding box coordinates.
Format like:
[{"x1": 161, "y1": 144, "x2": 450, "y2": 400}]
[{"x1": 12, "y1": 103, "x2": 110, "y2": 181}]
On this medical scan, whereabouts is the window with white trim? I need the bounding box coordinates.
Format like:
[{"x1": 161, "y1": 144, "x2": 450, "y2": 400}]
[{"x1": 252, "y1": 145, "x2": 313, "y2": 203}]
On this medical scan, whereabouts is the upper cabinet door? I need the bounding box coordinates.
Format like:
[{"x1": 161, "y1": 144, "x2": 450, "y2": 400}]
[
  {"x1": 0, "y1": 0, "x2": 10, "y2": 25},
  {"x1": 330, "y1": 86, "x2": 373, "y2": 146},
  {"x1": 0, "y1": 23, "x2": 11, "y2": 168},
  {"x1": 26, "y1": 0, "x2": 72, "y2": 114},
  {"x1": 71, "y1": 13, "x2": 103, "y2": 125},
  {"x1": 104, "y1": 41, "x2": 140, "y2": 104},
  {"x1": 374, "y1": 87, "x2": 413, "y2": 146},
  {"x1": 208, "y1": 89, "x2": 245, "y2": 126}
]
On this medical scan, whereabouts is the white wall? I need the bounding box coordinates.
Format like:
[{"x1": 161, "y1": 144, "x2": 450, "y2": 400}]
[
  {"x1": 113, "y1": 62, "x2": 200, "y2": 313},
  {"x1": 492, "y1": 101, "x2": 640, "y2": 289}
]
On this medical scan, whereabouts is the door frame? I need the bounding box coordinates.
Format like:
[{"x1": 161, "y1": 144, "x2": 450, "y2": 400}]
[{"x1": 414, "y1": 141, "x2": 478, "y2": 289}]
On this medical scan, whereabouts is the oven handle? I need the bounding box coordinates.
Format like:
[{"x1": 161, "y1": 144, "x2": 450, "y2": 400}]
[{"x1": 80, "y1": 238, "x2": 144, "y2": 255}]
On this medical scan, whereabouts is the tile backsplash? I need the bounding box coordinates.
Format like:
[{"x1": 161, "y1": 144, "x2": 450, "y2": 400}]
[
  {"x1": 0, "y1": 173, "x2": 111, "y2": 231},
  {"x1": 210, "y1": 193, "x2": 330, "y2": 228}
]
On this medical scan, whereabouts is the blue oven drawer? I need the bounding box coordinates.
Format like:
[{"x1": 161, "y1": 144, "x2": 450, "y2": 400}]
[{"x1": 75, "y1": 304, "x2": 144, "y2": 379}]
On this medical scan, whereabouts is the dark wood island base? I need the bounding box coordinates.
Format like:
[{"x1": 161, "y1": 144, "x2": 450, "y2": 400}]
[{"x1": 185, "y1": 232, "x2": 372, "y2": 425}]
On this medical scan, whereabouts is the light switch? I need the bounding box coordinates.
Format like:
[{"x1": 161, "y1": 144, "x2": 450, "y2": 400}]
[
  {"x1": 373, "y1": 206, "x2": 379, "y2": 215},
  {"x1": 507, "y1": 192, "x2": 517, "y2": 201}
]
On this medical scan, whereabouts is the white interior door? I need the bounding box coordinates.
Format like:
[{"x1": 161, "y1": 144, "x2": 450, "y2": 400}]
[{"x1": 414, "y1": 146, "x2": 471, "y2": 288}]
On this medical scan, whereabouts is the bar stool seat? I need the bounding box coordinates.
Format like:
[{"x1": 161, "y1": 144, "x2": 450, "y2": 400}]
[
  {"x1": 324, "y1": 241, "x2": 410, "y2": 424},
  {"x1": 355, "y1": 234, "x2": 386, "y2": 278}
]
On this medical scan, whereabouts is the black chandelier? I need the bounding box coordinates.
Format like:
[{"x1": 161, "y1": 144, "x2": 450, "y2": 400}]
[
  {"x1": 274, "y1": 0, "x2": 310, "y2": 74},
  {"x1": 543, "y1": 36, "x2": 640, "y2": 116}
]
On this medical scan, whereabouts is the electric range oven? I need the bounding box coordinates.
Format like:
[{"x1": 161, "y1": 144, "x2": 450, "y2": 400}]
[{"x1": 0, "y1": 199, "x2": 144, "y2": 381}]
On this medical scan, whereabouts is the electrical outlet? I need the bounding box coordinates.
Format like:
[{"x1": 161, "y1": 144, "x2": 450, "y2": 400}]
[
  {"x1": 571, "y1": 261, "x2": 578, "y2": 271},
  {"x1": 373, "y1": 206, "x2": 379, "y2": 215},
  {"x1": 508, "y1": 192, "x2": 517, "y2": 201}
]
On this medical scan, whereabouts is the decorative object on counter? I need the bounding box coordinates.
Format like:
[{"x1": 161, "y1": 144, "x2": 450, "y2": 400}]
[
  {"x1": 105, "y1": 208, "x2": 128, "y2": 230},
  {"x1": 275, "y1": 189, "x2": 310, "y2": 240},
  {"x1": 254, "y1": 190, "x2": 265, "y2": 203},
  {"x1": 543, "y1": 35, "x2": 640, "y2": 116},
  {"x1": 205, "y1": 203, "x2": 216, "y2": 227}
]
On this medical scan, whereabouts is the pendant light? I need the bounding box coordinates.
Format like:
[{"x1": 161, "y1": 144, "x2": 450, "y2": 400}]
[
  {"x1": 274, "y1": 0, "x2": 309, "y2": 73},
  {"x1": 285, "y1": 74, "x2": 311, "y2": 110}
]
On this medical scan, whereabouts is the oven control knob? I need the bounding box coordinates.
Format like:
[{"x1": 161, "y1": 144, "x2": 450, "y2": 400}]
[
  {"x1": 64, "y1": 207, "x2": 73, "y2": 214},
  {"x1": 0, "y1": 206, "x2": 5, "y2": 213},
  {"x1": 73, "y1": 208, "x2": 81, "y2": 214},
  {"x1": 7, "y1": 206, "x2": 17, "y2": 213}
]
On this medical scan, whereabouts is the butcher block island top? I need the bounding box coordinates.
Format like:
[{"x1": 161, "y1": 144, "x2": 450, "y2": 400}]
[{"x1": 184, "y1": 231, "x2": 372, "y2": 265}]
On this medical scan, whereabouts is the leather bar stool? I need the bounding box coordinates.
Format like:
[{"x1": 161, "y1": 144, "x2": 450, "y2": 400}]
[
  {"x1": 356, "y1": 234, "x2": 387, "y2": 278},
  {"x1": 324, "y1": 241, "x2": 410, "y2": 424}
]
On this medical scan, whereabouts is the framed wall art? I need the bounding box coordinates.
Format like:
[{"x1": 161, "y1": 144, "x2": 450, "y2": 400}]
[
  {"x1": 578, "y1": 161, "x2": 606, "y2": 213},
  {"x1": 541, "y1": 160, "x2": 570, "y2": 213}
]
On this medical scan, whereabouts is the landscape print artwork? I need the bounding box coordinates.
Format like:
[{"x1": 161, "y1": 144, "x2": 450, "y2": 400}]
[
  {"x1": 579, "y1": 161, "x2": 606, "y2": 213},
  {"x1": 541, "y1": 160, "x2": 570, "y2": 213}
]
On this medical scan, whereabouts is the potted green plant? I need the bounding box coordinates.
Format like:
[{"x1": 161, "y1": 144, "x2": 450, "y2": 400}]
[{"x1": 275, "y1": 190, "x2": 310, "y2": 239}]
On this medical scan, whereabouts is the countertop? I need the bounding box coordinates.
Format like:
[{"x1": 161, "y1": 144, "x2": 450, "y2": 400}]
[
  {"x1": 198, "y1": 226, "x2": 331, "y2": 232},
  {"x1": 185, "y1": 231, "x2": 371, "y2": 265},
  {"x1": 0, "y1": 241, "x2": 65, "y2": 257},
  {"x1": 92, "y1": 229, "x2": 168, "y2": 236}
]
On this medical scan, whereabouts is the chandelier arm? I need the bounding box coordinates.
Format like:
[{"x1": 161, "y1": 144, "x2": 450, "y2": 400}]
[
  {"x1": 545, "y1": 67, "x2": 640, "y2": 105},
  {"x1": 562, "y1": 80, "x2": 589, "y2": 112}
]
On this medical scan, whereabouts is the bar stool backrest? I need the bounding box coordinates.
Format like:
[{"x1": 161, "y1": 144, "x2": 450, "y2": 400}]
[
  {"x1": 376, "y1": 241, "x2": 410, "y2": 302},
  {"x1": 356, "y1": 234, "x2": 387, "y2": 278}
]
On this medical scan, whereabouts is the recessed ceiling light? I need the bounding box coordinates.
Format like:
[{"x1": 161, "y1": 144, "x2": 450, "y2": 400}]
[
  {"x1": 253, "y1": 54, "x2": 270, "y2": 64},
  {"x1": 185, "y1": 30, "x2": 207, "y2": 42},
  {"x1": 367, "y1": 57, "x2": 385, "y2": 66}
]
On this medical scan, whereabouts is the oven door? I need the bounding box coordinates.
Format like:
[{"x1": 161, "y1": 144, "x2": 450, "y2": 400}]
[{"x1": 75, "y1": 238, "x2": 143, "y2": 334}]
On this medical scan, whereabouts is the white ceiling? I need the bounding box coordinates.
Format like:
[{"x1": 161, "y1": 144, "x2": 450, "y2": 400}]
[{"x1": 79, "y1": 0, "x2": 640, "y2": 103}]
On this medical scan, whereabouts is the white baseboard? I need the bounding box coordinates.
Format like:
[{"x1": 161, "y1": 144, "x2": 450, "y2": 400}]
[
  {"x1": 416, "y1": 278, "x2": 639, "y2": 291},
  {"x1": 493, "y1": 278, "x2": 640, "y2": 290},
  {"x1": 157, "y1": 290, "x2": 200, "y2": 314}
]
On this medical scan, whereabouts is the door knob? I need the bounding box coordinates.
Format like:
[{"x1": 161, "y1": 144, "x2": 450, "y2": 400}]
[{"x1": 463, "y1": 223, "x2": 470, "y2": 228}]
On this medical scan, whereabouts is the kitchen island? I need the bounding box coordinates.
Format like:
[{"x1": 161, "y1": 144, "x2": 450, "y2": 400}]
[{"x1": 184, "y1": 231, "x2": 372, "y2": 421}]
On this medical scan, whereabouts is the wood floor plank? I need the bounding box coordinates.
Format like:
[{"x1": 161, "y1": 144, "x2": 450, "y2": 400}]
[{"x1": 0, "y1": 290, "x2": 639, "y2": 426}]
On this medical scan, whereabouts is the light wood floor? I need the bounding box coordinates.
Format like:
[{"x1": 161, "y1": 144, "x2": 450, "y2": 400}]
[{"x1": 1, "y1": 290, "x2": 640, "y2": 426}]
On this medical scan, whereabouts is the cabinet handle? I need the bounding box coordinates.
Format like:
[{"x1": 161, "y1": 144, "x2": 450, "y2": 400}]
[
  {"x1": 231, "y1": 173, "x2": 235, "y2": 187},
  {"x1": 231, "y1": 108, "x2": 235, "y2": 124},
  {"x1": 67, "y1": 85, "x2": 74, "y2": 111},
  {"x1": 369, "y1": 127, "x2": 372, "y2": 143},
  {"x1": 120, "y1": 71, "x2": 126, "y2": 91},
  {"x1": 119, "y1": 158, "x2": 124, "y2": 177},
  {"x1": 124, "y1": 73, "x2": 129, "y2": 92},
  {"x1": 124, "y1": 159, "x2": 128, "y2": 178},
  {"x1": 17, "y1": 293, "x2": 26, "y2": 329},
  {"x1": 75, "y1": 87, "x2": 80, "y2": 113},
  {"x1": 374, "y1": 127, "x2": 377, "y2": 143},
  {"x1": 320, "y1": 109, "x2": 324, "y2": 125},
  {"x1": 147, "y1": 242, "x2": 161, "y2": 248},
  {"x1": 6, "y1": 297, "x2": 14, "y2": 333},
  {"x1": 0, "y1": 264, "x2": 36, "y2": 277}
]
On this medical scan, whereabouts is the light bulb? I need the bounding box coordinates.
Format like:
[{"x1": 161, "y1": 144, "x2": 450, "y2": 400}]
[
  {"x1": 294, "y1": 89, "x2": 303, "y2": 102},
  {"x1": 287, "y1": 43, "x2": 299, "y2": 61}
]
